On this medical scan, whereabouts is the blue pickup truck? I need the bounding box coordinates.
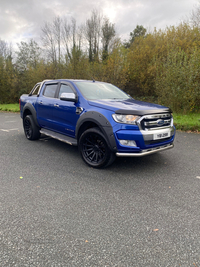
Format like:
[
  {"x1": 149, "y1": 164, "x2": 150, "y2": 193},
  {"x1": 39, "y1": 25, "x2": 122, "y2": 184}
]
[{"x1": 19, "y1": 79, "x2": 175, "y2": 168}]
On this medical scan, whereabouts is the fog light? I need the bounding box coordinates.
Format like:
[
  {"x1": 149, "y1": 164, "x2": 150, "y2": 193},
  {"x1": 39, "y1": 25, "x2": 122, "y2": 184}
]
[{"x1": 119, "y1": 140, "x2": 137, "y2": 147}]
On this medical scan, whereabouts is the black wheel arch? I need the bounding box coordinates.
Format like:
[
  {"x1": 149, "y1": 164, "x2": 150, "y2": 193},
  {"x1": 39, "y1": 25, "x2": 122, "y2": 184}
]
[
  {"x1": 22, "y1": 103, "x2": 40, "y2": 128},
  {"x1": 76, "y1": 111, "x2": 117, "y2": 152}
]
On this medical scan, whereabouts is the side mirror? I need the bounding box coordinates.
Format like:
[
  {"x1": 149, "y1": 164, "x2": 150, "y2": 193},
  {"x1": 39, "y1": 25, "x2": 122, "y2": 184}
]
[{"x1": 60, "y1": 92, "x2": 77, "y2": 102}]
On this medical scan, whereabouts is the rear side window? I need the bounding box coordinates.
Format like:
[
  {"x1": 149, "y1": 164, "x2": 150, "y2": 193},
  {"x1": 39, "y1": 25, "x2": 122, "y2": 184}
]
[
  {"x1": 43, "y1": 84, "x2": 57, "y2": 98},
  {"x1": 29, "y1": 83, "x2": 41, "y2": 96}
]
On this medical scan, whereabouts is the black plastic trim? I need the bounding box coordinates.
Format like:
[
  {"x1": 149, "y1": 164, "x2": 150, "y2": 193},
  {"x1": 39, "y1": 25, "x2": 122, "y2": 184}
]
[
  {"x1": 76, "y1": 111, "x2": 117, "y2": 152},
  {"x1": 23, "y1": 103, "x2": 40, "y2": 128},
  {"x1": 115, "y1": 108, "x2": 172, "y2": 116}
]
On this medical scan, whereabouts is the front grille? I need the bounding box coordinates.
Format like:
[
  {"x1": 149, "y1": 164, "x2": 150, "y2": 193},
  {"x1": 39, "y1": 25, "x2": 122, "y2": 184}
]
[
  {"x1": 139, "y1": 113, "x2": 172, "y2": 131},
  {"x1": 144, "y1": 137, "x2": 171, "y2": 145}
]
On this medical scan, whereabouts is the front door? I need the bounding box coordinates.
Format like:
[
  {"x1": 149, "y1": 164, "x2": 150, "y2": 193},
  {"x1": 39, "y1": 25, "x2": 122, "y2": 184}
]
[{"x1": 52, "y1": 83, "x2": 79, "y2": 137}]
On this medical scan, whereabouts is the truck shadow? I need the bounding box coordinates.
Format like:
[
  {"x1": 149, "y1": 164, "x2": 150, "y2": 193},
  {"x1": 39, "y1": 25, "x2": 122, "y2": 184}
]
[{"x1": 39, "y1": 135, "x2": 173, "y2": 175}]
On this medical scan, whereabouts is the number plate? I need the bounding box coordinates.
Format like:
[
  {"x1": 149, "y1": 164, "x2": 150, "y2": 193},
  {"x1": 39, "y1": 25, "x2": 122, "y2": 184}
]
[{"x1": 153, "y1": 130, "x2": 170, "y2": 140}]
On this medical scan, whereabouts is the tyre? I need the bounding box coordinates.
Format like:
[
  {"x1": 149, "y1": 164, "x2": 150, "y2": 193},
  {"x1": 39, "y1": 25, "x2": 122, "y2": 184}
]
[
  {"x1": 79, "y1": 128, "x2": 116, "y2": 168},
  {"x1": 23, "y1": 115, "x2": 40, "y2": 140}
]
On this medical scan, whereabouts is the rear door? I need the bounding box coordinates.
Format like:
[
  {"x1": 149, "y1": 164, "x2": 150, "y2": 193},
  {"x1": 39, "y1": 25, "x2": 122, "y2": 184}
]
[{"x1": 37, "y1": 82, "x2": 58, "y2": 129}]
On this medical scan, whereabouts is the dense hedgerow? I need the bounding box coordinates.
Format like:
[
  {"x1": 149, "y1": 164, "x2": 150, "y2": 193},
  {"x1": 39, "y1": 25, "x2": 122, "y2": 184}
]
[{"x1": 0, "y1": 23, "x2": 200, "y2": 113}]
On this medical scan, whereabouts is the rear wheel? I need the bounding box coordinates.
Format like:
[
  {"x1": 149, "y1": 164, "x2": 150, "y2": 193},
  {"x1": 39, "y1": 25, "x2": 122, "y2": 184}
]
[
  {"x1": 79, "y1": 128, "x2": 116, "y2": 168},
  {"x1": 23, "y1": 115, "x2": 40, "y2": 140}
]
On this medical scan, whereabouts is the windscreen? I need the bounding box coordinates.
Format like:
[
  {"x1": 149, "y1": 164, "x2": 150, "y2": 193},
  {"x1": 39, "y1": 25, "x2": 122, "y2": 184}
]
[{"x1": 74, "y1": 81, "x2": 130, "y2": 100}]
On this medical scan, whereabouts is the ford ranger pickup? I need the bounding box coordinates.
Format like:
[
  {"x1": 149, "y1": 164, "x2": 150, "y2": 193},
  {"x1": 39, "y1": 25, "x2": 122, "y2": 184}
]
[{"x1": 19, "y1": 79, "x2": 175, "y2": 168}]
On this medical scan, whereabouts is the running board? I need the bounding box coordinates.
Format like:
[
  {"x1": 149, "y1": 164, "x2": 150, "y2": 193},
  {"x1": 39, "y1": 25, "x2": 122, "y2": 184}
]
[{"x1": 40, "y1": 129, "x2": 77, "y2": 146}]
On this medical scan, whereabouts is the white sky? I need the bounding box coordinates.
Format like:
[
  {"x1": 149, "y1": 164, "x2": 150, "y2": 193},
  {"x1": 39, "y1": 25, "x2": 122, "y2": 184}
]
[{"x1": 0, "y1": 0, "x2": 199, "y2": 46}]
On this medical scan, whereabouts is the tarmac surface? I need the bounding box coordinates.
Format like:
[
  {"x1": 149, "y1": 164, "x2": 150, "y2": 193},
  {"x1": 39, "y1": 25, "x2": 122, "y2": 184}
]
[{"x1": 0, "y1": 112, "x2": 200, "y2": 266}]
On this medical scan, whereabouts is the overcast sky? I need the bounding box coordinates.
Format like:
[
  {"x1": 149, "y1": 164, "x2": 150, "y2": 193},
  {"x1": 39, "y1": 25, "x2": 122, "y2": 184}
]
[{"x1": 0, "y1": 0, "x2": 199, "y2": 47}]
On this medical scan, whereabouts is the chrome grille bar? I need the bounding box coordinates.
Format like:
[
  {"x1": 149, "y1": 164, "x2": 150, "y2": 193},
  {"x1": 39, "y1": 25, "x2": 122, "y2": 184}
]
[
  {"x1": 137, "y1": 113, "x2": 172, "y2": 131},
  {"x1": 144, "y1": 119, "x2": 171, "y2": 127}
]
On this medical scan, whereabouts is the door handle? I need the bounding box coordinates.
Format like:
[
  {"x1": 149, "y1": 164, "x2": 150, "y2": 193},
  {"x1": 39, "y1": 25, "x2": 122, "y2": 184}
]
[
  {"x1": 39, "y1": 101, "x2": 43, "y2": 104},
  {"x1": 54, "y1": 104, "x2": 59, "y2": 107}
]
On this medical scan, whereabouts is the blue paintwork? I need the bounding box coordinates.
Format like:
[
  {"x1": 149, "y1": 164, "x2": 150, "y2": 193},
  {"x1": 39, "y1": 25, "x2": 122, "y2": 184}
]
[
  {"x1": 20, "y1": 79, "x2": 176, "y2": 153},
  {"x1": 88, "y1": 98, "x2": 167, "y2": 112}
]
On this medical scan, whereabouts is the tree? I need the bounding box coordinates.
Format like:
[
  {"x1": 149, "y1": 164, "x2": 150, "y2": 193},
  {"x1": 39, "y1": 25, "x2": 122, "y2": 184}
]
[
  {"x1": 190, "y1": 1, "x2": 200, "y2": 28},
  {"x1": 16, "y1": 39, "x2": 41, "y2": 71},
  {"x1": 102, "y1": 18, "x2": 116, "y2": 60},
  {"x1": 0, "y1": 39, "x2": 15, "y2": 103},
  {"x1": 124, "y1": 25, "x2": 147, "y2": 48},
  {"x1": 0, "y1": 39, "x2": 11, "y2": 59},
  {"x1": 61, "y1": 17, "x2": 84, "y2": 69},
  {"x1": 102, "y1": 41, "x2": 129, "y2": 89},
  {"x1": 53, "y1": 16, "x2": 62, "y2": 64},
  {"x1": 62, "y1": 17, "x2": 72, "y2": 60},
  {"x1": 155, "y1": 48, "x2": 200, "y2": 112},
  {"x1": 84, "y1": 9, "x2": 102, "y2": 62},
  {"x1": 41, "y1": 18, "x2": 59, "y2": 64}
]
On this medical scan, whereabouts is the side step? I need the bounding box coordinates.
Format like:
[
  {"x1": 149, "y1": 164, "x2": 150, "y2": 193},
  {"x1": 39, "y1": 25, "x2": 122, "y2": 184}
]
[{"x1": 40, "y1": 128, "x2": 77, "y2": 146}]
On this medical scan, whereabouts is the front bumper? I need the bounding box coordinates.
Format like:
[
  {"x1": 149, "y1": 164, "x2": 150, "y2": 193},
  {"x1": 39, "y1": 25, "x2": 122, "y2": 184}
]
[
  {"x1": 113, "y1": 124, "x2": 175, "y2": 155},
  {"x1": 116, "y1": 143, "x2": 174, "y2": 157}
]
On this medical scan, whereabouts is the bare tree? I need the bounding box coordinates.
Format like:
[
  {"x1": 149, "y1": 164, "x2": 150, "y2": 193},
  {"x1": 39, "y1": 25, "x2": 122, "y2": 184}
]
[
  {"x1": 0, "y1": 39, "x2": 7, "y2": 58},
  {"x1": 62, "y1": 17, "x2": 72, "y2": 61},
  {"x1": 41, "y1": 21, "x2": 57, "y2": 64},
  {"x1": 41, "y1": 16, "x2": 62, "y2": 65},
  {"x1": 84, "y1": 9, "x2": 103, "y2": 62},
  {"x1": 190, "y1": 1, "x2": 200, "y2": 27},
  {"x1": 0, "y1": 39, "x2": 12, "y2": 60},
  {"x1": 41, "y1": 11, "x2": 117, "y2": 64},
  {"x1": 62, "y1": 17, "x2": 83, "y2": 63},
  {"x1": 77, "y1": 24, "x2": 84, "y2": 50},
  {"x1": 53, "y1": 16, "x2": 62, "y2": 64}
]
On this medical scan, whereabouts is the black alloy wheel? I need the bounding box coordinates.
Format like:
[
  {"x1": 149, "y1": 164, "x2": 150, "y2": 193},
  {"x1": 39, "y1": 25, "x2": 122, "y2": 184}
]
[
  {"x1": 24, "y1": 116, "x2": 32, "y2": 139},
  {"x1": 79, "y1": 128, "x2": 115, "y2": 168},
  {"x1": 23, "y1": 115, "x2": 40, "y2": 140}
]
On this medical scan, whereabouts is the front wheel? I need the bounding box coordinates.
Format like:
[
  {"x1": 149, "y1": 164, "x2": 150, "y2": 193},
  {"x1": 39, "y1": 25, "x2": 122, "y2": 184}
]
[
  {"x1": 79, "y1": 128, "x2": 116, "y2": 168},
  {"x1": 23, "y1": 115, "x2": 40, "y2": 140}
]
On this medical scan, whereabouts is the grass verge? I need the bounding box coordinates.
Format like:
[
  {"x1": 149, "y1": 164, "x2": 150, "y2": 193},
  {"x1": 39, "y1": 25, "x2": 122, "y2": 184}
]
[
  {"x1": 0, "y1": 103, "x2": 20, "y2": 112},
  {"x1": 0, "y1": 104, "x2": 199, "y2": 132},
  {"x1": 173, "y1": 113, "x2": 200, "y2": 132}
]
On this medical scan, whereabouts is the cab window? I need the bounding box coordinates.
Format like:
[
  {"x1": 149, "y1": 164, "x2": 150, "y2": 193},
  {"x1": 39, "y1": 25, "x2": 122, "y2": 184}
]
[{"x1": 43, "y1": 84, "x2": 57, "y2": 98}]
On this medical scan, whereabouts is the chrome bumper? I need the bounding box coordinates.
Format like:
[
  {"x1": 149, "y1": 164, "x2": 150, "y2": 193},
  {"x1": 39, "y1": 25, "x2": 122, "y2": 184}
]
[{"x1": 116, "y1": 143, "x2": 174, "y2": 157}]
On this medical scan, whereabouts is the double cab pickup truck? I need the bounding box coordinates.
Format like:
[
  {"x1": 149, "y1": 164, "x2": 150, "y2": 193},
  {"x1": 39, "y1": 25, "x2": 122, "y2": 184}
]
[{"x1": 19, "y1": 79, "x2": 175, "y2": 168}]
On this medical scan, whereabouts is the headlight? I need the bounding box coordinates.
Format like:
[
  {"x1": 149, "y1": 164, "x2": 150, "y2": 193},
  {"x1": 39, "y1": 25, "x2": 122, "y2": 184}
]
[{"x1": 112, "y1": 114, "x2": 140, "y2": 124}]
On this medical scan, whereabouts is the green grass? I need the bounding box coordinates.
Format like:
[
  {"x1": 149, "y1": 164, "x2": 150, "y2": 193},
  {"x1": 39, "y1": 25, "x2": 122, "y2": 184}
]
[
  {"x1": 0, "y1": 103, "x2": 20, "y2": 112},
  {"x1": 173, "y1": 113, "x2": 200, "y2": 132},
  {"x1": 0, "y1": 104, "x2": 199, "y2": 132}
]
